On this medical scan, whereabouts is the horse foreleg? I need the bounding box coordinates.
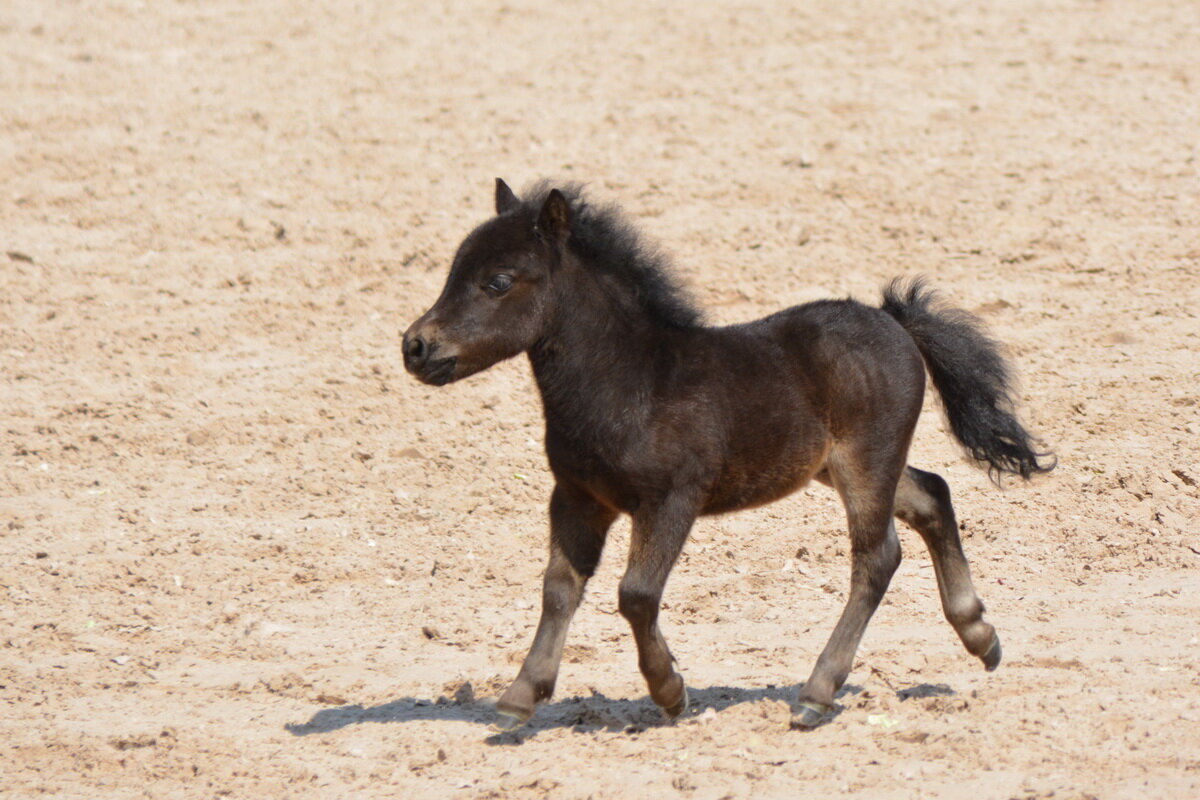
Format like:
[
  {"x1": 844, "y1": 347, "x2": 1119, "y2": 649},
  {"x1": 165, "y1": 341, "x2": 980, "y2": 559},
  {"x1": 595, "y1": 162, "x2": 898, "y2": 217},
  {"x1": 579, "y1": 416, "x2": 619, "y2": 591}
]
[
  {"x1": 618, "y1": 491, "x2": 698, "y2": 719},
  {"x1": 495, "y1": 483, "x2": 615, "y2": 729}
]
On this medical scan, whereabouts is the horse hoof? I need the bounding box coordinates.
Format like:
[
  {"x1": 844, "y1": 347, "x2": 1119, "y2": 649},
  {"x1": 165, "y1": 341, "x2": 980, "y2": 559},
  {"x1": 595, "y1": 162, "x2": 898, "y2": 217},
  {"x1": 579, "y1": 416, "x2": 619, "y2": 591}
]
[
  {"x1": 789, "y1": 701, "x2": 833, "y2": 730},
  {"x1": 661, "y1": 685, "x2": 689, "y2": 720},
  {"x1": 492, "y1": 708, "x2": 532, "y2": 732},
  {"x1": 981, "y1": 634, "x2": 1002, "y2": 672}
]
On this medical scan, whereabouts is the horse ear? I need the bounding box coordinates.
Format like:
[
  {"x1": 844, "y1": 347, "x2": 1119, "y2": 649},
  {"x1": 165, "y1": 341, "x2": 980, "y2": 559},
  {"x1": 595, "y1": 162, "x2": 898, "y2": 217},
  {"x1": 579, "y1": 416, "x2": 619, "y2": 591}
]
[
  {"x1": 537, "y1": 189, "x2": 571, "y2": 242},
  {"x1": 495, "y1": 178, "x2": 520, "y2": 215}
]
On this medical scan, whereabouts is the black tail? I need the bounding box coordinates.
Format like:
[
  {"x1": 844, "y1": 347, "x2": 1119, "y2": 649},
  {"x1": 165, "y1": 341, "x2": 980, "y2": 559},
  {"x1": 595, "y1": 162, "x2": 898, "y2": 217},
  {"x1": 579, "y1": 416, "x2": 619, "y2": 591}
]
[{"x1": 882, "y1": 278, "x2": 1055, "y2": 482}]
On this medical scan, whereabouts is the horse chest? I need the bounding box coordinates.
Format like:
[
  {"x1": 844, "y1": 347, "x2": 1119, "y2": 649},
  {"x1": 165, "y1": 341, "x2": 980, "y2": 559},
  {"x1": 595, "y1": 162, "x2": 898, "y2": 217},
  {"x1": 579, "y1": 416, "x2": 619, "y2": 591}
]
[{"x1": 543, "y1": 426, "x2": 645, "y2": 513}]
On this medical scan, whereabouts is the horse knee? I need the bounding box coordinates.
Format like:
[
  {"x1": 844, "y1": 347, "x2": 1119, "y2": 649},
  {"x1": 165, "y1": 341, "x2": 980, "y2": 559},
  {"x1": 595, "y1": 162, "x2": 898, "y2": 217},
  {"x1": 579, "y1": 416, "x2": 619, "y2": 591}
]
[
  {"x1": 617, "y1": 581, "x2": 660, "y2": 626},
  {"x1": 540, "y1": 579, "x2": 577, "y2": 617}
]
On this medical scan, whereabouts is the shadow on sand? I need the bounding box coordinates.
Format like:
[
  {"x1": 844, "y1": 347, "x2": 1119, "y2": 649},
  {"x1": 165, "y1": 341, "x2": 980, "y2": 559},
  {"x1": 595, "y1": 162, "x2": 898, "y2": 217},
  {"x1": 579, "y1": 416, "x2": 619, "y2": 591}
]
[
  {"x1": 284, "y1": 680, "x2": 969, "y2": 744},
  {"x1": 286, "y1": 680, "x2": 957, "y2": 743}
]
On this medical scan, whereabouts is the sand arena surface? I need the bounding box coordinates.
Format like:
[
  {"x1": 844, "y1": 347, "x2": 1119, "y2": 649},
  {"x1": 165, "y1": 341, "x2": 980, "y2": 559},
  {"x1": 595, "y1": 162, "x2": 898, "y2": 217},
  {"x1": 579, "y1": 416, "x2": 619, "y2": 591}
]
[{"x1": 2, "y1": 0, "x2": 1198, "y2": 797}]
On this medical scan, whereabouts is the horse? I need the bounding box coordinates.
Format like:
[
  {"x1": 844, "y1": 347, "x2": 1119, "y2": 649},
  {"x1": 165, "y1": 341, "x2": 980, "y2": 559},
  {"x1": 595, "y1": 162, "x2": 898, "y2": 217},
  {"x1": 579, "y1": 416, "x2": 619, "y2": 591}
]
[{"x1": 402, "y1": 179, "x2": 1053, "y2": 730}]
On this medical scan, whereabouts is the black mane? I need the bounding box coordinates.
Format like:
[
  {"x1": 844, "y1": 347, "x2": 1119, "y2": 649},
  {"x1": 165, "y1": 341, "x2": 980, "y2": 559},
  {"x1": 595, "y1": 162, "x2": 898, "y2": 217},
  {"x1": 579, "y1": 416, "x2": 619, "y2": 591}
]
[{"x1": 519, "y1": 181, "x2": 702, "y2": 329}]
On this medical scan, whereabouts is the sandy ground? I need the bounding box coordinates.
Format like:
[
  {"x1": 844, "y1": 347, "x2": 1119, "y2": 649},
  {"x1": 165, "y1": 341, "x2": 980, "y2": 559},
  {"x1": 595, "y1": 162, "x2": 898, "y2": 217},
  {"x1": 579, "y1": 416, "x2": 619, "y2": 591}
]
[{"x1": 2, "y1": 0, "x2": 1199, "y2": 797}]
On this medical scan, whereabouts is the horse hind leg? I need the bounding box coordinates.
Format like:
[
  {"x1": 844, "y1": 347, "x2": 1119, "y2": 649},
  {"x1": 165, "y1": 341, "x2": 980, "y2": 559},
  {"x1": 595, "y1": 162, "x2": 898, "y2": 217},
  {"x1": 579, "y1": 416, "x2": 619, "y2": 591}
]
[
  {"x1": 794, "y1": 459, "x2": 903, "y2": 729},
  {"x1": 895, "y1": 466, "x2": 1001, "y2": 670}
]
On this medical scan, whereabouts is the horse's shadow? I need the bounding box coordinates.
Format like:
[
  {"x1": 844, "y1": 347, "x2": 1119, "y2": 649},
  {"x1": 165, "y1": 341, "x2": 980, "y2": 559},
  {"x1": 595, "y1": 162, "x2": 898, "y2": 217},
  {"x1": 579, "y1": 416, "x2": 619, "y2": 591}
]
[
  {"x1": 284, "y1": 684, "x2": 803, "y2": 743},
  {"x1": 284, "y1": 681, "x2": 958, "y2": 744}
]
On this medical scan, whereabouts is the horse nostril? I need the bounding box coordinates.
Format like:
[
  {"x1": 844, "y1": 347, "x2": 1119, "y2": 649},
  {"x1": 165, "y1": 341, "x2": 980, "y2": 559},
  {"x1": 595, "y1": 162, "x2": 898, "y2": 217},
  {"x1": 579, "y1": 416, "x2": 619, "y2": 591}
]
[{"x1": 405, "y1": 335, "x2": 427, "y2": 364}]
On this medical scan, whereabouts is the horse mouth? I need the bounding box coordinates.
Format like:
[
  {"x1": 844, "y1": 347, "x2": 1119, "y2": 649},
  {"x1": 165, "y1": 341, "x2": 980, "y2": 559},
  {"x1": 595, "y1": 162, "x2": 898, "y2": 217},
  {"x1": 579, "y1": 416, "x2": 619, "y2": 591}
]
[{"x1": 418, "y1": 356, "x2": 458, "y2": 386}]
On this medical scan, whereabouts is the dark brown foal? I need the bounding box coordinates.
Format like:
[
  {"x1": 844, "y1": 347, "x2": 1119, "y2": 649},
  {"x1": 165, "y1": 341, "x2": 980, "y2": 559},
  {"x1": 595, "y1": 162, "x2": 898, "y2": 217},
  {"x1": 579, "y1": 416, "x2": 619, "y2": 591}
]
[{"x1": 402, "y1": 180, "x2": 1052, "y2": 730}]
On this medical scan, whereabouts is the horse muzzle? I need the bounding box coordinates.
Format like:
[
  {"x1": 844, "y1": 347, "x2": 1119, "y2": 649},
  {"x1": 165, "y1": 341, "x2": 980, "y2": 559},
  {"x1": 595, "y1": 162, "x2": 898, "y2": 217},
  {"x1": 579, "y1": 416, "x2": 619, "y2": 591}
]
[{"x1": 403, "y1": 332, "x2": 458, "y2": 385}]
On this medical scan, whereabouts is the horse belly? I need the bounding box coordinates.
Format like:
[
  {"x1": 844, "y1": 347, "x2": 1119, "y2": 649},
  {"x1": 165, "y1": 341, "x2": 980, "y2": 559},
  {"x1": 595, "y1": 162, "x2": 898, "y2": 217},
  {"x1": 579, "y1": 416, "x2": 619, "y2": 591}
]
[{"x1": 702, "y1": 428, "x2": 828, "y2": 515}]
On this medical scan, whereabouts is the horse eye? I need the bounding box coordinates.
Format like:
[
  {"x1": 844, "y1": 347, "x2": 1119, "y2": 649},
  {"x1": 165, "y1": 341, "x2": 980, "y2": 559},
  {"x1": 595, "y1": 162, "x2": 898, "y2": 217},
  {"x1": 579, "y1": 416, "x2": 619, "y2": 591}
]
[{"x1": 485, "y1": 273, "x2": 514, "y2": 295}]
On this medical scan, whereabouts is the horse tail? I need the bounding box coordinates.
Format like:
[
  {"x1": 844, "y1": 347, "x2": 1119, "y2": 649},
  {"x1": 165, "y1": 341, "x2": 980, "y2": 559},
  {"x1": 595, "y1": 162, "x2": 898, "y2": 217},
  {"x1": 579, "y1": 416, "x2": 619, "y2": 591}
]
[{"x1": 881, "y1": 277, "x2": 1055, "y2": 482}]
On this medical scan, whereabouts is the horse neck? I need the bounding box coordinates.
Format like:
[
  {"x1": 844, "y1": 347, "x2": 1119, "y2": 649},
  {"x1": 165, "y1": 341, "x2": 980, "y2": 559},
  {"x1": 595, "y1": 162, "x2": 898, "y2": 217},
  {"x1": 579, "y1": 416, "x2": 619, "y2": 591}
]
[{"x1": 527, "y1": 268, "x2": 675, "y2": 445}]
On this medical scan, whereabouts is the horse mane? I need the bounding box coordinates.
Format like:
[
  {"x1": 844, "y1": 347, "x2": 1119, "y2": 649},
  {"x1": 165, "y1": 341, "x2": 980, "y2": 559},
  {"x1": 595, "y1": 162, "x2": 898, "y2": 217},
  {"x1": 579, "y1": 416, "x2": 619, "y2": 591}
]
[{"x1": 519, "y1": 181, "x2": 703, "y2": 330}]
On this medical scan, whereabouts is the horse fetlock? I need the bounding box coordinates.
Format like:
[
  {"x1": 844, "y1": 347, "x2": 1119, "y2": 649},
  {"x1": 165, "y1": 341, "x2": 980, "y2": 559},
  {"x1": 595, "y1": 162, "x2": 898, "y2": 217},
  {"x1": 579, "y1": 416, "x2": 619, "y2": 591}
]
[
  {"x1": 955, "y1": 615, "x2": 996, "y2": 657},
  {"x1": 616, "y1": 586, "x2": 659, "y2": 625},
  {"x1": 798, "y1": 673, "x2": 837, "y2": 710},
  {"x1": 946, "y1": 595, "x2": 986, "y2": 629},
  {"x1": 652, "y1": 672, "x2": 688, "y2": 719}
]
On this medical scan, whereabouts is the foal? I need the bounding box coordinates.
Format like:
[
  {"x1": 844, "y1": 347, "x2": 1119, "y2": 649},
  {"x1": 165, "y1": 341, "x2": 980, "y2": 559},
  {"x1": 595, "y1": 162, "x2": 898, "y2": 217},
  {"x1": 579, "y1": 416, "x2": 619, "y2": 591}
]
[{"x1": 403, "y1": 180, "x2": 1052, "y2": 729}]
